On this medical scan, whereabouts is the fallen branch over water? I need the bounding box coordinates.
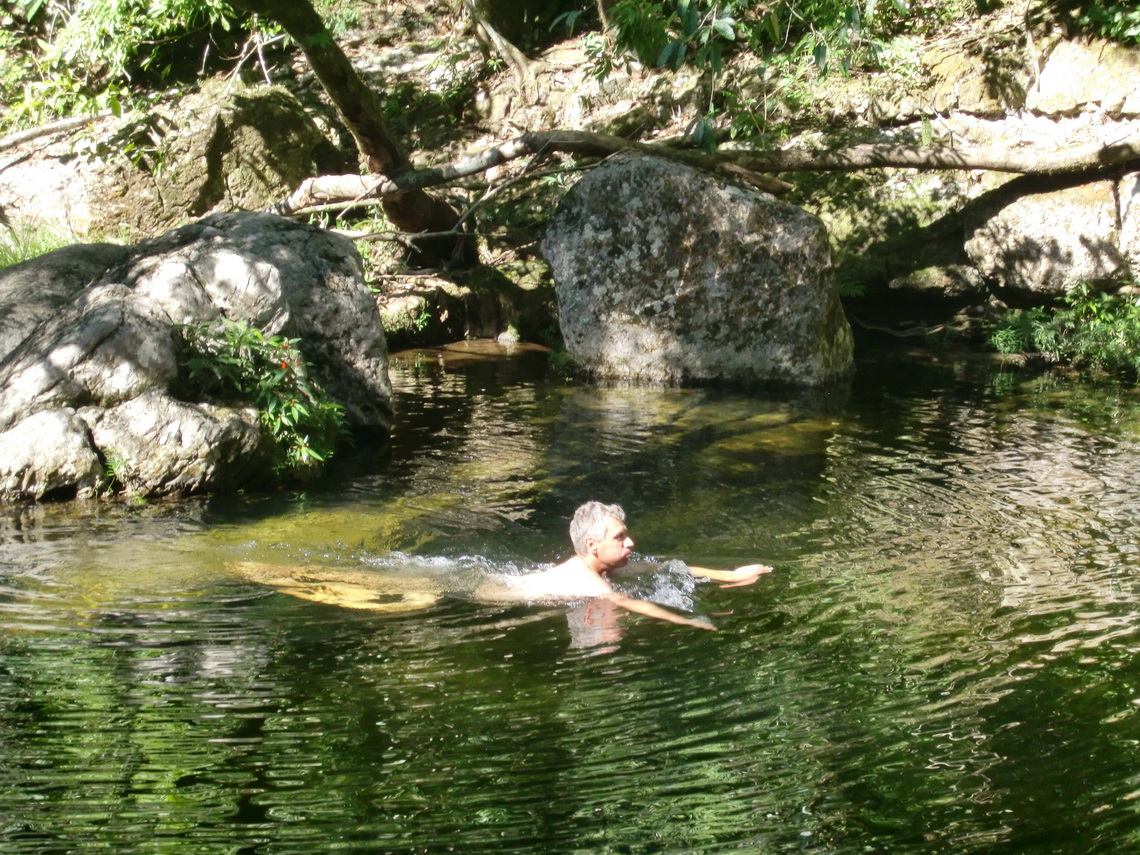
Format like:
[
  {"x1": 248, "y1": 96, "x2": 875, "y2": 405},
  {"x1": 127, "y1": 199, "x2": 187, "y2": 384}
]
[{"x1": 271, "y1": 129, "x2": 1140, "y2": 218}]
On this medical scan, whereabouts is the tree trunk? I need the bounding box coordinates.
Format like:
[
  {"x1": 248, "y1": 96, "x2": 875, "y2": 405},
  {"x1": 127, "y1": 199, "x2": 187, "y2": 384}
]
[{"x1": 231, "y1": 0, "x2": 475, "y2": 266}]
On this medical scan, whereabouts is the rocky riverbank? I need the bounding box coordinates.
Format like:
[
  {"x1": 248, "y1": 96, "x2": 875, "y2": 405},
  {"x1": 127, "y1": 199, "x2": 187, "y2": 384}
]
[{"x1": 2, "y1": 2, "x2": 1139, "y2": 501}]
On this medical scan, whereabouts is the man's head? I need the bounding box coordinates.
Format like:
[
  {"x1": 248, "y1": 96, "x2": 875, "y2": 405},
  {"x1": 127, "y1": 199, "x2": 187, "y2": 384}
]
[{"x1": 570, "y1": 501, "x2": 634, "y2": 571}]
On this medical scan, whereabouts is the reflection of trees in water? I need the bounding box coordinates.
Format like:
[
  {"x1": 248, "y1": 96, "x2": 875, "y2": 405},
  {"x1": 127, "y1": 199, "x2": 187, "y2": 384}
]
[
  {"x1": 769, "y1": 367, "x2": 1140, "y2": 851},
  {"x1": 6, "y1": 351, "x2": 1140, "y2": 851}
]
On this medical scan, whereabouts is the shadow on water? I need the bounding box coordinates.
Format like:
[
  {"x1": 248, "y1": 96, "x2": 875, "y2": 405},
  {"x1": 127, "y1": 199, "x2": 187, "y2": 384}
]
[{"x1": 3, "y1": 342, "x2": 1140, "y2": 852}]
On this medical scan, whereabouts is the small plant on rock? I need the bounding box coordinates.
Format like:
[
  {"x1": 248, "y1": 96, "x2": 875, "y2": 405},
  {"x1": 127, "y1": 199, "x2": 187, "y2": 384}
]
[{"x1": 175, "y1": 318, "x2": 347, "y2": 477}]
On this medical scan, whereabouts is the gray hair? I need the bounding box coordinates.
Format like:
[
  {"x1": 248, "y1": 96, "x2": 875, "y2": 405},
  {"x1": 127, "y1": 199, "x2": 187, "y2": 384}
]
[{"x1": 570, "y1": 501, "x2": 625, "y2": 555}]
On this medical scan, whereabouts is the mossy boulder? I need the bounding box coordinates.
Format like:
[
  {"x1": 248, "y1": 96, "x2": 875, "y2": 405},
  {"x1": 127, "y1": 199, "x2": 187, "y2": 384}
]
[
  {"x1": 0, "y1": 81, "x2": 353, "y2": 242},
  {"x1": 544, "y1": 155, "x2": 853, "y2": 387}
]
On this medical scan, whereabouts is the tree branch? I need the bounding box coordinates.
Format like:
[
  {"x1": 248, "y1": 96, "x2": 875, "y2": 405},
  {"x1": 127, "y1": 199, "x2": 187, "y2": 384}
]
[
  {"x1": 270, "y1": 129, "x2": 1140, "y2": 218},
  {"x1": 728, "y1": 134, "x2": 1140, "y2": 175},
  {"x1": 0, "y1": 113, "x2": 112, "y2": 153}
]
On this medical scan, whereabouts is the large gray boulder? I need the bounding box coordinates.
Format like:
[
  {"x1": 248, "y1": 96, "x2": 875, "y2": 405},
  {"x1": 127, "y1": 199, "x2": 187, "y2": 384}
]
[
  {"x1": 0, "y1": 409, "x2": 105, "y2": 500},
  {"x1": 0, "y1": 242, "x2": 132, "y2": 362},
  {"x1": 543, "y1": 155, "x2": 853, "y2": 386},
  {"x1": 0, "y1": 212, "x2": 391, "y2": 501},
  {"x1": 87, "y1": 391, "x2": 267, "y2": 497}
]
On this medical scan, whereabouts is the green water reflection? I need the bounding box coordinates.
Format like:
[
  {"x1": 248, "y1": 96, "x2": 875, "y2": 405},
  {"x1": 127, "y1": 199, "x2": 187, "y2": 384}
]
[{"x1": 2, "y1": 343, "x2": 1140, "y2": 853}]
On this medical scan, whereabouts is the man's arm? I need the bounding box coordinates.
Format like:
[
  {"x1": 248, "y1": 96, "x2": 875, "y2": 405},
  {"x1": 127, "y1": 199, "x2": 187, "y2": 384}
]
[
  {"x1": 688, "y1": 563, "x2": 773, "y2": 587},
  {"x1": 606, "y1": 593, "x2": 716, "y2": 630}
]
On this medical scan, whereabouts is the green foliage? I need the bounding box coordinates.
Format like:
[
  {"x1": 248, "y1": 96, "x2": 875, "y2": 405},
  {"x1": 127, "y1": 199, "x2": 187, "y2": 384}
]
[
  {"x1": 1, "y1": 0, "x2": 246, "y2": 131},
  {"x1": 1080, "y1": 4, "x2": 1140, "y2": 43},
  {"x1": 596, "y1": 0, "x2": 940, "y2": 146},
  {"x1": 58, "y1": 0, "x2": 240, "y2": 80},
  {"x1": 989, "y1": 283, "x2": 1140, "y2": 379},
  {"x1": 1045, "y1": 1, "x2": 1140, "y2": 45},
  {"x1": 176, "y1": 318, "x2": 347, "y2": 476},
  {"x1": 607, "y1": 0, "x2": 918, "y2": 77},
  {"x1": 550, "y1": 9, "x2": 586, "y2": 35},
  {"x1": 0, "y1": 222, "x2": 74, "y2": 268},
  {"x1": 383, "y1": 306, "x2": 432, "y2": 336},
  {"x1": 315, "y1": 0, "x2": 361, "y2": 36},
  {"x1": 989, "y1": 306, "x2": 1053, "y2": 354},
  {"x1": 101, "y1": 448, "x2": 128, "y2": 492},
  {"x1": 547, "y1": 348, "x2": 582, "y2": 378}
]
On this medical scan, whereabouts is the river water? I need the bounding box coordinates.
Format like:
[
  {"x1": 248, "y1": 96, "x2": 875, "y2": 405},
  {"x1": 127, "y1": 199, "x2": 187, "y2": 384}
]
[{"x1": 2, "y1": 341, "x2": 1140, "y2": 853}]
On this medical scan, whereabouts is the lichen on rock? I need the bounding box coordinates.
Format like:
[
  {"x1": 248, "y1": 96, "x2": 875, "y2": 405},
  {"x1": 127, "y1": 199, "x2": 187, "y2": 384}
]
[{"x1": 543, "y1": 155, "x2": 854, "y2": 387}]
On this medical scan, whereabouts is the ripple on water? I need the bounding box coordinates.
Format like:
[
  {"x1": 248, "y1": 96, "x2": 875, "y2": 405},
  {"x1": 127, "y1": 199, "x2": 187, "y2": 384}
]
[{"x1": 4, "y1": 354, "x2": 1140, "y2": 852}]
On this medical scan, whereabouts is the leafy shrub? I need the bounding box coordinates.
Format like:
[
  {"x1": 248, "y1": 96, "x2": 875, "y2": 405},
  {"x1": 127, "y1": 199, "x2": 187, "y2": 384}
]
[
  {"x1": 989, "y1": 282, "x2": 1140, "y2": 379},
  {"x1": 593, "y1": 0, "x2": 950, "y2": 146},
  {"x1": 176, "y1": 318, "x2": 347, "y2": 476},
  {"x1": 1, "y1": 0, "x2": 252, "y2": 131},
  {"x1": 606, "y1": 0, "x2": 921, "y2": 77},
  {"x1": 989, "y1": 306, "x2": 1054, "y2": 354},
  {"x1": 1045, "y1": 1, "x2": 1140, "y2": 45}
]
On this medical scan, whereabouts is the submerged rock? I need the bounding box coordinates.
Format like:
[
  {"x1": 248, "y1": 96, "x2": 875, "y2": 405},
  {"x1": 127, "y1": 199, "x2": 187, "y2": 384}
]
[
  {"x1": 543, "y1": 155, "x2": 854, "y2": 386},
  {"x1": 0, "y1": 212, "x2": 391, "y2": 502}
]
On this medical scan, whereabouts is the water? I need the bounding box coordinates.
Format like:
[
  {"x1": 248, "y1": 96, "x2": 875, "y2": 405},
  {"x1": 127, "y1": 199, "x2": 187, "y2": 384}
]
[{"x1": 3, "y1": 341, "x2": 1140, "y2": 853}]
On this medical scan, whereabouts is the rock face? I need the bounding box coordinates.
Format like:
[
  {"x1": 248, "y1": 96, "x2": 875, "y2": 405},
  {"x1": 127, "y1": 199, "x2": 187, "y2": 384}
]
[
  {"x1": 0, "y1": 212, "x2": 391, "y2": 501},
  {"x1": 791, "y1": 33, "x2": 1140, "y2": 322},
  {"x1": 1026, "y1": 40, "x2": 1140, "y2": 117},
  {"x1": 87, "y1": 392, "x2": 267, "y2": 497},
  {"x1": 0, "y1": 82, "x2": 351, "y2": 241},
  {"x1": 543, "y1": 155, "x2": 854, "y2": 386},
  {"x1": 0, "y1": 409, "x2": 105, "y2": 500},
  {"x1": 965, "y1": 180, "x2": 1130, "y2": 296}
]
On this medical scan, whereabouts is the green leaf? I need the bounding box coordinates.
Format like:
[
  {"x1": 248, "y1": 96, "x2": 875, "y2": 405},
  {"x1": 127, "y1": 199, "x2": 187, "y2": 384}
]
[
  {"x1": 550, "y1": 9, "x2": 581, "y2": 33},
  {"x1": 711, "y1": 17, "x2": 736, "y2": 40},
  {"x1": 676, "y1": 0, "x2": 698, "y2": 37},
  {"x1": 657, "y1": 39, "x2": 684, "y2": 68},
  {"x1": 765, "y1": 12, "x2": 781, "y2": 45},
  {"x1": 306, "y1": 30, "x2": 335, "y2": 50},
  {"x1": 813, "y1": 42, "x2": 829, "y2": 71},
  {"x1": 709, "y1": 42, "x2": 722, "y2": 72}
]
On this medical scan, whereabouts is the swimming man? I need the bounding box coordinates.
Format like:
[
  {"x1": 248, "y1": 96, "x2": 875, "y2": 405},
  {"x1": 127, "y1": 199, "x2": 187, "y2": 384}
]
[
  {"x1": 236, "y1": 501, "x2": 772, "y2": 630},
  {"x1": 479, "y1": 500, "x2": 772, "y2": 630}
]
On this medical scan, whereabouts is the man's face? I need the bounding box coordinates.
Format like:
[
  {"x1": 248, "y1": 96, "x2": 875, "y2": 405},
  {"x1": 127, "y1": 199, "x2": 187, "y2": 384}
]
[{"x1": 591, "y1": 516, "x2": 634, "y2": 571}]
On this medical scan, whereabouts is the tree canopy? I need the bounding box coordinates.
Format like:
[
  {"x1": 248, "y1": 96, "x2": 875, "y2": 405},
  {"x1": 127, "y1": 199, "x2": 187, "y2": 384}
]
[{"x1": 6, "y1": 0, "x2": 1136, "y2": 136}]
